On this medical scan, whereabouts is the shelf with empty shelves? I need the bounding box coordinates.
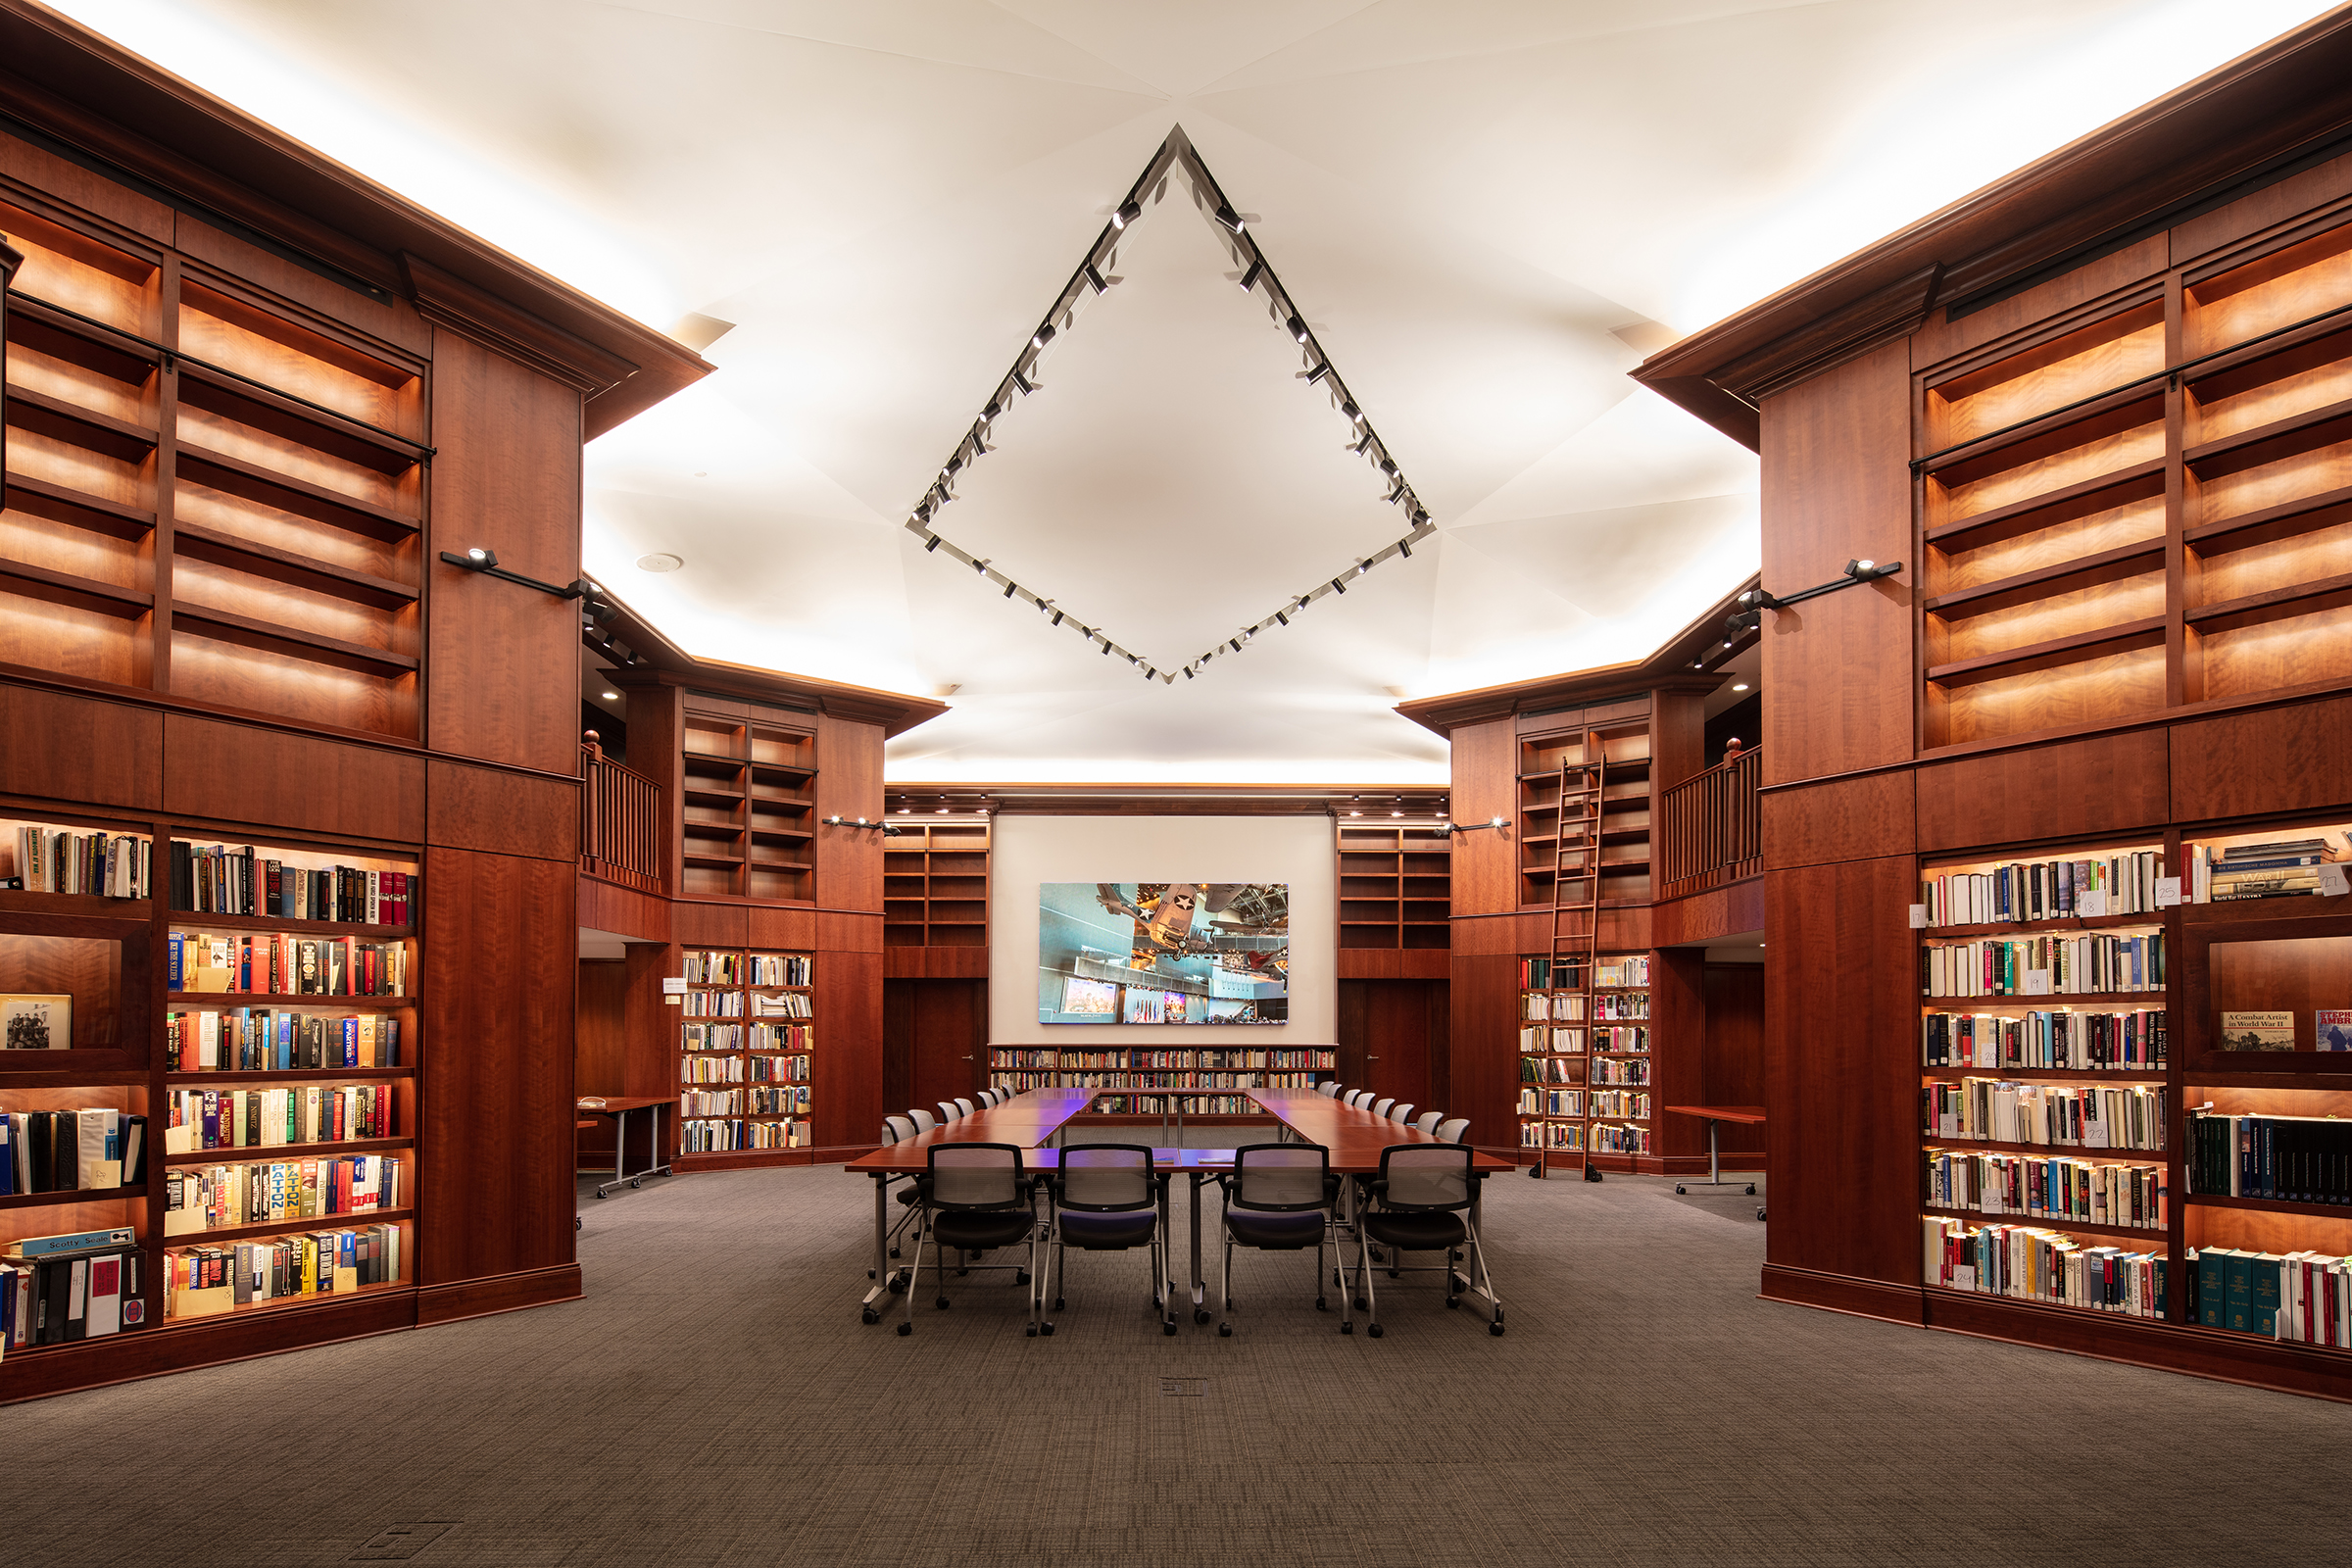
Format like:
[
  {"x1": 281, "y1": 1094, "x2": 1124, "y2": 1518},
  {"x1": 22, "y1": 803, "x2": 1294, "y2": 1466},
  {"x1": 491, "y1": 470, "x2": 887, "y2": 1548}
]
[
  {"x1": 170, "y1": 523, "x2": 416, "y2": 612},
  {"x1": 176, "y1": 442, "x2": 416, "y2": 541},
  {"x1": 4, "y1": 382, "x2": 158, "y2": 462}
]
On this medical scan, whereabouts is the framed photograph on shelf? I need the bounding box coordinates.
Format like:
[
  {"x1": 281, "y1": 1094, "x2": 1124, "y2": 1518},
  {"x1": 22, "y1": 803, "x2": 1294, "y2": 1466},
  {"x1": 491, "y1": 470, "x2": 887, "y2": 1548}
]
[{"x1": 1, "y1": 992, "x2": 72, "y2": 1050}]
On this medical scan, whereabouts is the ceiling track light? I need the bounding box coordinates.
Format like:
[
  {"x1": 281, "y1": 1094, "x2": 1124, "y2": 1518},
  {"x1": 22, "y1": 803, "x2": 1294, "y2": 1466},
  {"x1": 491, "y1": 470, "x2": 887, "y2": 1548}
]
[
  {"x1": 1012, "y1": 370, "x2": 1033, "y2": 395},
  {"x1": 1397, "y1": 538, "x2": 1412, "y2": 559},
  {"x1": 1032, "y1": 323, "x2": 1056, "y2": 349},
  {"x1": 1287, "y1": 317, "x2": 1309, "y2": 343},
  {"x1": 1213, "y1": 204, "x2": 1245, "y2": 233},
  {"x1": 1341, "y1": 400, "x2": 1360, "y2": 421},
  {"x1": 1085, "y1": 264, "x2": 1108, "y2": 294},
  {"x1": 1004, "y1": 579, "x2": 1017, "y2": 598},
  {"x1": 1304, "y1": 363, "x2": 1330, "y2": 384},
  {"x1": 1238, "y1": 260, "x2": 1263, "y2": 292},
  {"x1": 923, "y1": 533, "x2": 943, "y2": 553},
  {"x1": 1112, "y1": 199, "x2": 1143, "y2": 228}
]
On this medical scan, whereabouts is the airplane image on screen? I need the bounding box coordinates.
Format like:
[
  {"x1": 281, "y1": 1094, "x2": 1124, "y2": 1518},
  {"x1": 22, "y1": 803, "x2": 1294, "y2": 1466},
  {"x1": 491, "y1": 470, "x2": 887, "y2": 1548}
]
[{"x1": 1094, "y1": 882, "x2": 1288, "y2": 969}]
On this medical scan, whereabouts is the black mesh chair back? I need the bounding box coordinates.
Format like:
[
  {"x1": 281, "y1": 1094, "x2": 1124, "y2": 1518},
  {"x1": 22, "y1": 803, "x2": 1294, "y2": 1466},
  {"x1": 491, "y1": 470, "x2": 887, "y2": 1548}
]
[
  {"x1": 1058, "y1": 1144, "x2": 1155, "y2": 1210},
  {"x1": 1356, "y1": 1142, "x2": 1502, "y2": 1337},
  {"x1": 929, "y1": 1143, "x2": 1027, "y2": 1207},
  {"x1": 1042, "y1": 1145, "x2": 1170, "y2": 1334},
  {"x1": 1230, "y1": 1144, "x2": 1328, "y2": 1210},
  {"x1": 1378, "y1": 1144, "x2": 1473, "y2": 1209}
]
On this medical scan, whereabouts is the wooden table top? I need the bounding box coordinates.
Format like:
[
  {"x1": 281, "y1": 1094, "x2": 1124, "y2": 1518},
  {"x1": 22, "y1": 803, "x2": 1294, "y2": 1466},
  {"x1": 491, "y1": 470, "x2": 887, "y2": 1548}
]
[
  {"x1": 1663, "y1": 1103, "x2": 1768, "y2": 1125},
  {"x1": 850, "y1": 1089, "x2": 1511, "y2": 1175},
  {"x1": 576, "y1": 1095, "x2": 677, "y2": 1112}
]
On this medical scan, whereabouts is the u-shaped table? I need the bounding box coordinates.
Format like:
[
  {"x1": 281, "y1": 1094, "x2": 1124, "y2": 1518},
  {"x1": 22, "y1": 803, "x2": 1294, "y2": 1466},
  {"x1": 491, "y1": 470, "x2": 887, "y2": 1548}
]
[{"x1": 847, "y1": 1088, "x2": 1513, "y2": 1325}]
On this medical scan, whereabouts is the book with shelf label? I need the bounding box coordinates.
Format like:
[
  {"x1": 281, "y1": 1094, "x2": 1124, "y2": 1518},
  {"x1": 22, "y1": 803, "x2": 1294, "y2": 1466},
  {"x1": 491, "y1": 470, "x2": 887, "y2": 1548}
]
[
  {"x1": 1925, "y1": 1217, "x2": 2167, "y2": 1319},
  {"x1": 164, "y1": 1083, "x2": 396, "y2": 1151},
  {"x1": 672, "y1": 948, "x2": 816, "y2": 1161},
  {"x1": 2187, "y1": 833, "x2": 2350, "y2": 904}
]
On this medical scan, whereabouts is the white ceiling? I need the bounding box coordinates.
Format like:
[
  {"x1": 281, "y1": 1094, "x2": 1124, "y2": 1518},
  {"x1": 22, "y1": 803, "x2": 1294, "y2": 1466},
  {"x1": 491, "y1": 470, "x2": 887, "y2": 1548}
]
[{"x1": 44, "y1": 0, "x2": 2336, "y2": 781}]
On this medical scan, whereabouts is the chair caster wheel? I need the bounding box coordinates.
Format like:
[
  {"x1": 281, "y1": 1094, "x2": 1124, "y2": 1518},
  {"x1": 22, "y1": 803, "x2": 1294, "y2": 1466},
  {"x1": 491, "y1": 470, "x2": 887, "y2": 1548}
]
[
  {"x1": 1746, "y1": 1184, "x2": 1757, "y2": 1197},
  {"x1": 595, "y1": 1192, "x2": 608, "y2": 1200},
  {"x1": 1490, "y1": 1322, "x2": 1505, "y2": 1336},
  {"x1": 1315, "y1": 1297, "x2": 1328, "y2": 1310},
  {"x1": 1217, "y1": 1323, "x2": 1232, "y2": 1337},
  {"x1": 1757, "y1": 1207, "x2": 1767, "y2": 1221},
  {"x1": 1041, "y1": 1322, "x2": 1055, "y2": 1336},
  {"x1": 630, "y1": 1179, "x2": 641, "y2": 1190},
  {"x1": 574, "y1": 1216, "x2": 582, "y2": 1230},
  {"x1": 1388, "y1": 1270, "x2": 1400, "y2": 1279},
  {"x1": 1054, "y1": 1297, "x2": 1066, "y2": 1311},
  {"x1": 1528, "y1": 1164, "x2": 1543, "y2": 1179},
  {"x1": 1354, "y1": 1298, "x2": 1368, "y2": 1311},
  {"x1": 888, "y1": 1276, "x2": 907, "y2": 1295},
  {"x1": 890, "y1": 1247, "x2": 902, "y2": 1258},
  {"x1": 1016, "y1": 1271, "x2": 1031, "y2": 1285},
  {"x1": 1446, "y1": 1297, "x2": 1459, "y2": 1309},
  {"x1": 1341, "y1": 1321, "x2": 1354, "y2": 1334},
  {"x1": 861, "y1": 1306, "x2": 879, "y2": 1324},
  {"x1": 1675, "y1": 1184, "x2": 1686, "y2": 1195},
  {"x1": 1368, "y1": 1324, "x2": 1384, "y2": 1339},
  {"x1": 1162, "y1": 1322, "x2": 1177, "y2": 1336},
  {"x1": 1194, "y1": 1308, "x2": 1210, "y2": 1325},
  {"x1": 935, "y1": 1298, "x2": 951, "y2": 1310},
  {"x1": 1026, "y1": 1324, "x2": 1038, "y2": 1337},
  {"x1": 897, "y1": 1322, "x2": 911, "y2": 1336}
]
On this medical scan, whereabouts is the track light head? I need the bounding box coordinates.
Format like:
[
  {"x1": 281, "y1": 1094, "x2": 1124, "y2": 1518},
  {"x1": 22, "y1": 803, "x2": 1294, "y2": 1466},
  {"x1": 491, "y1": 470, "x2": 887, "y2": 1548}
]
[
  {"x1": 1275, "y1": 611, "x2": 1288, "y2": 626},
  {"x1": 458, "y1": 547, "x2": 498, "y2": 570},
  {"x1": 1238, "y1": 260, "x2": 1263, "y2": 292},
  {"x1": 1341, "y1": 400, "x2": 1360, "y2": 421},
  {"x1": 924, "y1": 534, "x2": 942, "y2": 553},
  {"x1": 1012, "y1": 370, "x2": 1033, "y2": 395},
  {"x1": 1004, "y1": 579, "x2": 1016, "y2": 598},
  {"x1": 1085, "y1": 264, "x2": 1108, "y2": 294},
  {"x1": 1032, "y1": 322, "x2": 1055, "y2": 349},
  {"x1": 1305, "y1": 363, "x2": 1330, "y2": 384},
  {"x1": 1287, "y1": 317, "x2": 1308, "y2": 343},
  {"x1": 1213, "y1": 204, "x2": 1245, "y2": 233},
  {"x1": 1112, "y1": 199, "x2": 1142, "y2": 228},
  {"x1": 1331, "y1": 576, "x2": 1347, "y2": 595},
  {"x1": 1397, "y1": 538, "x2": 1411, "y2": 559},
  {"x1": 1844, "y1": 557, "x2": 1901, "y2": 581}
]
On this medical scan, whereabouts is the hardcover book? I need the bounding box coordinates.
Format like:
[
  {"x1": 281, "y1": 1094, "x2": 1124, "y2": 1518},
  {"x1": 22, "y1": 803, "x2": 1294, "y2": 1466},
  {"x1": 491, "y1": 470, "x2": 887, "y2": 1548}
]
[
  {"x1": 2318, "y1": 1009, "x2": 2352, "y2": 1052},
  {"x1": 2219, "y1": 1010, "x2": 2296, "y2": 1052}
]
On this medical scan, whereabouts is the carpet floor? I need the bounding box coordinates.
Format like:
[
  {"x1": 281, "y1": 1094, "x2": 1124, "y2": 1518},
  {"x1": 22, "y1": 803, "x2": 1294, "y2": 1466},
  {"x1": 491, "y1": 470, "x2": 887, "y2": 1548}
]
[{"x1": 6, "y1": 1163, "x2": 2345, "y2": 1567}]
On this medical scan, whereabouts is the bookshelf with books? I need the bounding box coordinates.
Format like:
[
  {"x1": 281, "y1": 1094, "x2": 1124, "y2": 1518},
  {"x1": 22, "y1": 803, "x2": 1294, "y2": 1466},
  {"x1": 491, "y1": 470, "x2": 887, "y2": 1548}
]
[
  {"x1": 985, "y1": 1045, "x2": 1336, "y2": 1119},
  {"x1": 1515, "y1": 955, "x2": 1587, "y2": 1162},
  {"x1": 1629, "y1": 23, "x2": 2352, "y2": 1396},
  {"x1": 673, "y1": 947, "x2": 814, "y2": 1167}
]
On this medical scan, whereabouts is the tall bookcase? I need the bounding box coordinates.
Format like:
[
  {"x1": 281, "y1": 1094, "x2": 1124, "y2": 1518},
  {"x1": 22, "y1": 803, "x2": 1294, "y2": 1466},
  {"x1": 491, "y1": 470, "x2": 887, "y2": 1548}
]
[
  {"x1": 675, "y1": 947, "x2": 814, "y2": 1160},
  {"x1": 1, "y1": 196, "x2": 426, "y2": 738},
  {"x1": 678, "y1": 708, "x2": 816, "y2": 904},
  {"x1": 3, "y1": 821, "x2": 419, "y2": 1363},
  {"x1": 1515, "y1": 955, "x2": 1586, "y2": 1160},
  {"x1": 1517, "y1": 700, "x2": 1652, "y2": 909},
  {"x1": 882, "y1": 821, "x2": 988, "y2": 948}
]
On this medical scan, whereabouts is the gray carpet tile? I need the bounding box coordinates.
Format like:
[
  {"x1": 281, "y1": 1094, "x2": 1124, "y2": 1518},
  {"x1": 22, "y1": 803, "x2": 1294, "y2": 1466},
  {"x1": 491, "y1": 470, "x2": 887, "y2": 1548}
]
[{"x1": 4, "y1": 1165, "x2": 2345, "y2": 1567}]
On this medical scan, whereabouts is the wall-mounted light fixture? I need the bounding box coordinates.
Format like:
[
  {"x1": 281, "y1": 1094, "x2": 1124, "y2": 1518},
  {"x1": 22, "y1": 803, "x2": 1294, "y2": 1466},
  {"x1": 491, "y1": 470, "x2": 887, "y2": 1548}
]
[
  {"x1": 1724, "y1": 558, "x2": 1902, "y2": 638},
  {"x1": 1446, "y1": 816, "x2": 1509, "y2": 834},
  {"x1": 822, "y1": 815, "x2": 901, "y2": 837}
]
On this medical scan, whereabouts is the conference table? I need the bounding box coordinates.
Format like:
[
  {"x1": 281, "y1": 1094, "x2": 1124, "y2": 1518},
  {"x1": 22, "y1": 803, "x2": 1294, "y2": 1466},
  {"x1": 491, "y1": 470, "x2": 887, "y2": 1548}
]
[{"x1": 845, "y1": 1087, "x2": 1513, "y2": 1326}]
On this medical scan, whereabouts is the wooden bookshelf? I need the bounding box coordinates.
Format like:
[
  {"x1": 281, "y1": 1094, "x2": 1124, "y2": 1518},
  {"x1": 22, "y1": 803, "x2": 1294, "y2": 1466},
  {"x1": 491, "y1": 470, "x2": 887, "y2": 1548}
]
[
  {"x1": 676, "y1": 704, "x2": 817, "y2": 904},
  {"x1": 881, "y1": 820, "x2": 989, "y2": 949},
  {"x1": 985, "y1": 1045, "x2": 1334, "y2": 1117},
  {"x1": 1515, "y1": 955, "x2": 1586, "y2": 1162},
  {"x1": 1336, "y1": 820, "x2": 1450, "y2": 951},
  {"x1": 1516, "y1": 698, "x2": 1652, "y2": 909},
  {"x1": 673, "y1": 947, "x2": 813, "y2": 1166}
]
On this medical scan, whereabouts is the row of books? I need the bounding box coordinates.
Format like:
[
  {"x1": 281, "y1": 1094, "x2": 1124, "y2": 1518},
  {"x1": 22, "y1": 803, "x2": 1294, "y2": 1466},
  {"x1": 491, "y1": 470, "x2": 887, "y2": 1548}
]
[
  {"x1": 1920, "y1": 932, "x2": 2165, "y2": 998},
  {"x1": 752, "y1": 992, "x2": 811, "y2": 1018},
  {"x1": 990, "y1": 1050, "x2": 1056, "y2": 1069},
  {"x1": 745, "y1": 1119, "x2": 812, "y2": 1149},
  {"x1": 1518, "y1": 1089, "x2": 1584, "y2": 1116},
  {"x1": 7, "y1": 826, "x2": 149, "y2": 898},
  {"x1": 1919, "y1": 1008, "x2": 2165, "y2": 1072},
  {"x1": 1596, "y1": 957, "x2": 1650, "y2": 989},
  {"x1": 165, "y1": 1225, "x2": 403, "y2": 1316},
  {"x1": 1518, "y1": 958, "x2": 1582, "y2": 990},
  {"x1": 2193, "y1": 1248, "x2": 2352, "y2": 1344},
  {"x1": 1519, "y1": 1055, "x2": 1579, "y2": 1084},
  {"x1": 1057, "y1": 1071, "x2": 1304, "y2": 1090},
  {"x1": 1520, "y1": 992, "x2": 1586, "y2": 1021},
  {"x1": 750, "y1": 1085, "x2": 811, "y2": 1115},
  {"x1": 1517, "y1": 1026, "x2": 1585, "y2": 1054},
  {"x1": 990, "y1": 1073, "x2": 1056, "y2": 1094},
  {"x1": 1923, "y1": 1217, "x2": 2166, "y2": 1317},
  {"x1": 1593, "y1": 994, "x2": 1649, "y2": 1020},
  {"x1": 683, "y1": 992, "x2": 745, "y2": 1018},
  {"x1": 752, "y1": 1023, "x2": 811, "y2": 1052},
  {"x1": 2188, "y1": 837, "x2": 2346, "y2": 903},
  {"x1": 2188, "y1": 1112, "x2": 2352, "y2": 1205},
  {"x1": 682, "y1": 951, "x2": 743, "y2": 984},
  {"x1": 172, "y1": 844, "x2": 413, "y2": 926},
  {"x1": 1086, "y1": 1096, "x2": 1264, "y2": 1115},
  {"x1": 681, "y1": 1024, "x2": 741, "y2": 1052},
  {"x1": 1922, "y1": 1149, "x2": 2166, "y2": 1230},
  {"x1": 1922, "y1": 1079, "x2": 2166, "y2": 1151},
  {"x1": 1591, "y1": 1122, "x2": 1651, "y2": 1155},
  {"x1": 682, "y1": 1089, "x2": 743, "y2": 1116},
  {"x1": 166, "y1": 1009, "x2": 402, "y2": 1071},
  {"x1": 1594, "y1": 1026, "x2": 1648, "y2": 1054},
  {"x1": 4, "y1": 1230, "x2": 143, "y2": 1348},
  {"x1": 170, "y1": 931, "x2": 408, "y2": 997},
  {"x1": 683, "y1": 1055, "x2": 743, "y2": 1083},
  {"x1": 748, "y1": 954, "x2": 811, "y2": 987},
  {"x1": 1591, "y1": 1058, "x2": 1650, "y2": 1086},
  {"x1": 750, "y1": 1054, "x2": 809, "y2": 1083},
  {"x1": 1519, "y1": 1121, "x2": 1584, "y2": 1150},
  {"x1": 164, "y1": 1085, "x2": 395, "y2": 1152},
  {"x1": 1, "y1": 1110, "x2": 146, "y2": 1195},
  {"x1": 164, "y1": 1153, "x2": 403, "y2": 1234},
  {"x1": 1589, "y1": 1090, "x2": 1650, "y2": 1119},
  {"x1": 1922, "y1": 850, "x2": 2164, "y2": 927}
]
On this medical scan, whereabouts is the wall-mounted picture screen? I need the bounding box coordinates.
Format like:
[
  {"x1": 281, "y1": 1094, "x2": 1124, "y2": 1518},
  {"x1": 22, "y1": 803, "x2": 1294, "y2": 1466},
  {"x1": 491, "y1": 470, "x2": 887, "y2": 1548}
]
[{"x1": 1039, "y1": 882, "x2": 1288, "y2": 1025}]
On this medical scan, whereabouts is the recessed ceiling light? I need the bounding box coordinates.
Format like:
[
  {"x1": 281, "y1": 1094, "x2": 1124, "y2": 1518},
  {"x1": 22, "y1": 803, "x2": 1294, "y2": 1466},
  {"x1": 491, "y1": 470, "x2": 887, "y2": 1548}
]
[
  {"x1": 1732, "y1": 683, "x2": 1749, "y2": 692},
  {"x1": 1391, "y1": 810, "x2": 1402, "y2": 817},
  {"x1": 601, "y1": 690, "x2": 619, "y2": 700},
  {"x1": 637, "y1": 554, "x2": 683, "y2": 572},
  {"x1": 1348, "y1": 810, "x2": 1361, "y2": 817}
]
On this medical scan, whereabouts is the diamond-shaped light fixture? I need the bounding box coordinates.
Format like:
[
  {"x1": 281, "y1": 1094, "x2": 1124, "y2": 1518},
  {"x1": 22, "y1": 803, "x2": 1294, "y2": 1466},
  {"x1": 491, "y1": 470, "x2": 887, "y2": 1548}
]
[{"x1": 905, "y1": 125, "x2": 1437, "y2": 685}]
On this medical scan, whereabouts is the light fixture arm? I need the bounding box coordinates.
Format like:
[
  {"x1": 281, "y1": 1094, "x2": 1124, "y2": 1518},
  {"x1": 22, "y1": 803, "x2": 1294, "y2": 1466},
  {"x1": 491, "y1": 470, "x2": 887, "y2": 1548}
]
[
  {"x1": 441, "y1": 548, "x2": 592, "y2": 602},
  {"x1": 1446, "y1": 816, "x2": 1509, "y2": 835},
  {"x1": 822, "y1": 815, "x2": 899, "y2": 836},
  {"x1": 1724, "y1": 560, "x2": 1900, "y2": 637}
]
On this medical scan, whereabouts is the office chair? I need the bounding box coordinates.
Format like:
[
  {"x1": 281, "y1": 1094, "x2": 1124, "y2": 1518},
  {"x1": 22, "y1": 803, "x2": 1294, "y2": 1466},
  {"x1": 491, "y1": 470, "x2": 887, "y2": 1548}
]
[
  {"x1": 1390, "y1": 1102, "x2": 1415, "y2": 1125},
  {"x1": 1436, "y1": 1117, "x2": 1469, "y2": 1144},
  {"x1": 1413, "y1": 1111, "x2": 1443, "y2": 1136},
  {"x1": 1041, "y1": 1145, "x2": 1173, "y2": 1337},
  {"x1": 937, "y1": 1102, "x2": 961, "y2": 1124},
  {"x1": 879, "y1": 1116, "x2": 922, "y2": 1266},
  {"x1": 896, "y1": 1143, "x2": 1041, "y2": 1337},
  {"x1": 1320, "y1": 1082, "x2": 1342, "y2": 1098},
  {"x1": 1353, "y1": 1144, "x2": 1502, "y2": 1337},
  {"x1": 910, "y1": 1107, "x2": 939, "y2": 1133},
  {"x1": 1372, "y1": 1098, "x2": 1396, "y2": 1120},
  {"x1": 1214, "y1": 1144, "x2": 1348, "y2": 1336},
  {"x1": 1347, "y1": 1091, "x2": 1371, "y2": 1109},
  {"x1": 955, "y1": 1097, "x2": 977, "y2": 1118}
]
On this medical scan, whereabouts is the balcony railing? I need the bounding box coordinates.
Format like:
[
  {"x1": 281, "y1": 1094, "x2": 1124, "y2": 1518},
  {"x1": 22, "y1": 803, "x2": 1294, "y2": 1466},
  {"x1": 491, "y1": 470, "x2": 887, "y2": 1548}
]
[
  {"x1": 581, "y1": 739, "x2": 662, "y2": 893},
  {"x1": 1657, "y1": 746, "x2": 1761, "y2": 901}
]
